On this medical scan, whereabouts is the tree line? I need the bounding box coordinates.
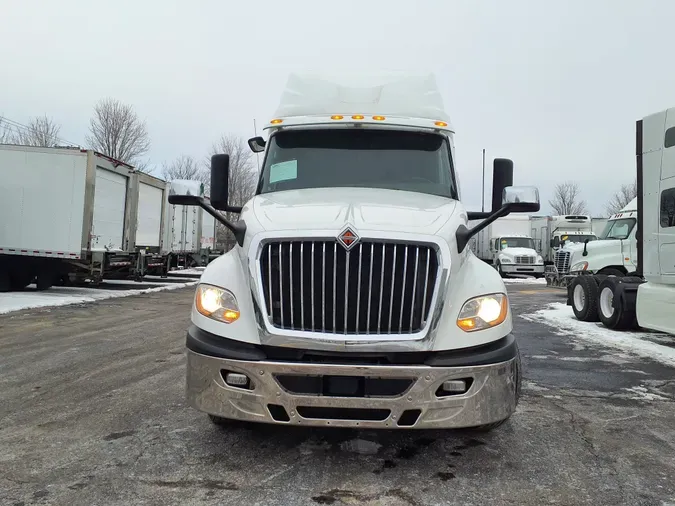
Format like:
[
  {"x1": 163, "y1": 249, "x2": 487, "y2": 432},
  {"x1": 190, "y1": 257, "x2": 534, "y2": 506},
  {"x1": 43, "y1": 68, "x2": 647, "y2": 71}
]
[
  {"x1": 0, "y1": 99, "x2": 257, "y2": 251},
  {"x1": 548, "y1": 180, "x2": 637, "y2": 217}
]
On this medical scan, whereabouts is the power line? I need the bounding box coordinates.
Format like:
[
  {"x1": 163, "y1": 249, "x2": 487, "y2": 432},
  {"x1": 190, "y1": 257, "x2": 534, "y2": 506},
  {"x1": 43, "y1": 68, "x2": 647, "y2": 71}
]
[{"x1": 0, "y1": 114, "x2": 82, "y2": 147}]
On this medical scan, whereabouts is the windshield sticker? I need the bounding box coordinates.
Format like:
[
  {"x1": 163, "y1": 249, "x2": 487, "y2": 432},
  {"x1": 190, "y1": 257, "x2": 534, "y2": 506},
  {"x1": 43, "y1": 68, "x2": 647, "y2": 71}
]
[{"x1": 269, "y1": 160, "x2": 298, "y2": 183}]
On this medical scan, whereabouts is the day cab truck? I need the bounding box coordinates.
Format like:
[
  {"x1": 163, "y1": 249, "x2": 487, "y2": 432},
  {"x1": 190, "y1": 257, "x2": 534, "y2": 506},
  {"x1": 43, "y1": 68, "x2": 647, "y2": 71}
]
[
  {"x1": 531, "y1": 214, "x2": 598, "y2": 265},
  {"x1": 469, "y1": 215, "x2": 545, "y2": 278},
  {"x1": 568, "y1": 108, "x2": 675, "y2": 334},
  {"x1": 172, "y1": 73, "x2": 540, "y2": 431}
]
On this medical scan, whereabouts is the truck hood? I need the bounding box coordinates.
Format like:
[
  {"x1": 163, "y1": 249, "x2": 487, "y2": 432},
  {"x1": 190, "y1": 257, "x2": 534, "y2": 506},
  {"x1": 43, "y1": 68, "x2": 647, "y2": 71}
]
[
  {"x1": 251, "y1": 187, "x2": 457, "y2": 234},
  {"x1": 499, "y1": 247, "x2": 536, "y2": 257}
]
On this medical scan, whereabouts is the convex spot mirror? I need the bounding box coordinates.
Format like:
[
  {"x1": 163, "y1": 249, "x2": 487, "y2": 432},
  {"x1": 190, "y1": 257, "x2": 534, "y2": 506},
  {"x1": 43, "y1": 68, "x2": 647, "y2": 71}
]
[{"x1": 502, "y1": 186, "x2": 540, "y2": 213}]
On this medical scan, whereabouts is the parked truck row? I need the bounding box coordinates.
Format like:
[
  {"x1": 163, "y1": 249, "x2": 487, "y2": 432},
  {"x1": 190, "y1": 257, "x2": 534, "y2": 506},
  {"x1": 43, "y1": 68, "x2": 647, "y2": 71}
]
[{"x1": 0, "y1": 145, "x2": 221, "y2": 292}]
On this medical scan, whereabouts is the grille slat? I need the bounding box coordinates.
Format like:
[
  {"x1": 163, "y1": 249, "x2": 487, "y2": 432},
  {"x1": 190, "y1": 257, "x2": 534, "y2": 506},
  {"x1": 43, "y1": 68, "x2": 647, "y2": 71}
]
[
  {"x1": 260, "y1": 239, "x2": 439, "y2": 335},
  {"x1": 515, "y1": 255, "x2": 535, "y2": 264}
]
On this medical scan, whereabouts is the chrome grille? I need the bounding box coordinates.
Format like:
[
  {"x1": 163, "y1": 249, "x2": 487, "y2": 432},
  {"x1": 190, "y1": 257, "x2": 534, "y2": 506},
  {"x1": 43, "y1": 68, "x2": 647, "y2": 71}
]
[
  {"x1": 515, "y1": 256, "x2": 535, "y2": 264},
  {"x1": 555, "y1": 250, "x2": 571, "y2": 274},
  {"x1": 259, "y1": 240, "x2": 439, "y2": 334}
]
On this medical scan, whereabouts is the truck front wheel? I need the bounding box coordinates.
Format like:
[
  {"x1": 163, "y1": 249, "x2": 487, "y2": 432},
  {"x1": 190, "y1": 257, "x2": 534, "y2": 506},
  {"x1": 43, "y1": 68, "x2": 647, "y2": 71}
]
[{"x1": 571, "y1": 276, "x2": 600, "y2": 322}]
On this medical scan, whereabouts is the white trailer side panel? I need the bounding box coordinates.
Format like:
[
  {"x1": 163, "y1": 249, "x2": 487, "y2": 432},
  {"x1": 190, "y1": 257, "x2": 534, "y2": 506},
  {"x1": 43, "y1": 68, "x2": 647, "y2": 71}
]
[
  {"x1": 185, "y1": 206, "x2": 200, "y2": 251},
  {"x1": 136, "y1": 182, "x2": 164, "y2": 247},
  {"x1": 170, "y1": 205, "x2": 185, "y2": 251},
  {"x1": 0, "y1": 147, "x2": 86, "y2": 257},
  {"x1": 91, "y1": 167, "x2": 128, "y2": 250},
  {"x1": 201, "y1": 211, "x2": 215, "y2": 249}
]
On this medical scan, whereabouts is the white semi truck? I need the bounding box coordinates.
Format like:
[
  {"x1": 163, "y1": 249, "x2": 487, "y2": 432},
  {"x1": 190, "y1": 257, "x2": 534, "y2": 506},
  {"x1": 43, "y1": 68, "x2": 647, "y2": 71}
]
[
  {"x1": 569, "y1": 108, "x2": 674, "y2": 334},
  {"x1": 530, "y1": 214, "x2": 598, "y2": 264},
  {"x1": 0, "y1": 145, "x2": 170, "y2": 291},
  {"x1": 546, "y1": 198, "x2": 638, "y2": 288},
  {"x1": 469, "y1": 215, "x2": 544, "y2": 278},
  {"x1": 171, "y1": 72, "x2": 541, "y2": 431}
]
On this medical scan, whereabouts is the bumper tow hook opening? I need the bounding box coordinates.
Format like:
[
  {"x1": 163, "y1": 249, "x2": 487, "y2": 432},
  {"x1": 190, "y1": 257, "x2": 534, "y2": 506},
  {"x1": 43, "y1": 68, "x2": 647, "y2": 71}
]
[{"x1": 267, "y1": 404, "x2": 291, "y2": 422}]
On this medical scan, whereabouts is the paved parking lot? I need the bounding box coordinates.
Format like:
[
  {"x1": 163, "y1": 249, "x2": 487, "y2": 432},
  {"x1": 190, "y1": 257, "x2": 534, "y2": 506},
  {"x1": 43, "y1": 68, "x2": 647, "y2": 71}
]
[{"x1": 1, "y1": 283, "x2": 674, "y2": 506}]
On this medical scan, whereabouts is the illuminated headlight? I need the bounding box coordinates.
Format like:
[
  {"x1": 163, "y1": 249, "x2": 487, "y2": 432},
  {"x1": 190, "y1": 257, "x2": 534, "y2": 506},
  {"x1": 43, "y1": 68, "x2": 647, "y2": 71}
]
[
  {"x1": 570, "y1": 261, "x2": 589, "y2": 272},
  {"x1": 195, "y1": 284, "x2": 240, "y2": 323},
  {"x1": 456, "y1": 293, "x2": 508, "y2": 332}
]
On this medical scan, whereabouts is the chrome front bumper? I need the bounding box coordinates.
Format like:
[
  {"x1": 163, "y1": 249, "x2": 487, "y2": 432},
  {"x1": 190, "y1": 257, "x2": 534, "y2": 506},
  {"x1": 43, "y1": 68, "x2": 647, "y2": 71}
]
[{"x1": 186, "y1": 350, "x2": 519, "y2": 429}]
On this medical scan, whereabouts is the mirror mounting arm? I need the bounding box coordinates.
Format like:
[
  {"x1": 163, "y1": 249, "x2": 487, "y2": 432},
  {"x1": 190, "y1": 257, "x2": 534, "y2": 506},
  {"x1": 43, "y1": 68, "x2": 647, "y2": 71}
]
[
  {"x1": 456, "y1": 204, "x2": 513, "y2": 254},
  {"x1": 168, "y1": 195, "x2": 246, "y2": 247}
]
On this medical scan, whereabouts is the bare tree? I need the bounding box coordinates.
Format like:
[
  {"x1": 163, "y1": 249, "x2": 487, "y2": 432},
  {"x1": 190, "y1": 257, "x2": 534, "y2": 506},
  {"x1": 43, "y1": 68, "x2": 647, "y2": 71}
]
[
  {"x1": 208, "y1": 134, "x2": 258, "y2": 250},
  {"x1": 0, "y1": 118, "x2": 13, "y2": 143},
  {"x1": 162, "y1": 155, "x2": 208, "y2": 184},
  {"x1": 606, "y1": 179, "x2": 637, "y2": 215},
  {"x1": 661, "y1": 190, "x2": 675, "y2": 228},
  {"x1": 10, "y1": 115, "x2": 61, "y2": 147},
  {"x1": 86, "y1": 98, "x2": 151, "y2": 170},
  {"x1": 548, "y1": 182, "x2": 588, "y2": 215}
]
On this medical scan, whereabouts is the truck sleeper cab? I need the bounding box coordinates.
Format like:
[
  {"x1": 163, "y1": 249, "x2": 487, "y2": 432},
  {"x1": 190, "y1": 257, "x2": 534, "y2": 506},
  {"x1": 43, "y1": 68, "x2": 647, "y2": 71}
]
[{"x1": 175, "y1": 73, "x2": 539, "y2": 430}]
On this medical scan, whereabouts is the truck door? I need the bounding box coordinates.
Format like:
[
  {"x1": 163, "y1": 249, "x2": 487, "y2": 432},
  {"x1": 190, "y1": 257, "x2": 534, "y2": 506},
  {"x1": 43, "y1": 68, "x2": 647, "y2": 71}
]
[{"x1": 659, "y1": 184, "x2": 675, "y2": 276}]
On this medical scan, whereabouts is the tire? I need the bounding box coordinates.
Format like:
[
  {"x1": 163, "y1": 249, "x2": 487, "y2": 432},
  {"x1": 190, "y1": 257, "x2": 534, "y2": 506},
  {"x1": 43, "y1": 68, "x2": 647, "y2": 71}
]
[
  {"x1": 0, "y1": 269, "x2": 10, "y2": 292},
  {"x1": 597, "y1": 278, "x2": 636, "y2": 330},
  {"x1": 598, "y1": 267, "x2": 624, "y2": 277},
  {"x1": 470, "y1": 345, "x2": 521, "y2": 432},
  {"x1": 208, "y1": 414, "x2": 248, "y2": 429},
  {"x1": 571, "y1": 275, "x2": 600, "y2": 322},
  {"x1": 496, "y1": 262, "x2": 506, "y2": 278}
]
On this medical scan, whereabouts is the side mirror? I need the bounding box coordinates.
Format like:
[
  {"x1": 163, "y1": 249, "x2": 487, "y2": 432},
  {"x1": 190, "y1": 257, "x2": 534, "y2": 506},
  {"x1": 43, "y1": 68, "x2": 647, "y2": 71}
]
[
  {"x1": 167, "y1": 179, "x2": 204, "y2": 206},
  {"x1": 552, "y1": 237, "x2": 560, "y2": 248},
  {"x1": 502, "y1": 186, "x2": 540, "y2": 213},
  {"x1": 210, "y1": 154, "x2": 230, "y2": 211},
  {"x1": 248, "y1": 136, "x2": 266, "y2": 153}
]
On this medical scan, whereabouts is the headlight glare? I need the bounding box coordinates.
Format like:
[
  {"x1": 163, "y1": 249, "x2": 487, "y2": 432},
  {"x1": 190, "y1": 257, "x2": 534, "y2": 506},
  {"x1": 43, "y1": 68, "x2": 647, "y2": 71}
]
[
  {"x1": 457, "y1": 293, "x2": 508, "y2": 332},
  {"x1": 195, "y1": 284, "x2": 240, "y2": 323}
]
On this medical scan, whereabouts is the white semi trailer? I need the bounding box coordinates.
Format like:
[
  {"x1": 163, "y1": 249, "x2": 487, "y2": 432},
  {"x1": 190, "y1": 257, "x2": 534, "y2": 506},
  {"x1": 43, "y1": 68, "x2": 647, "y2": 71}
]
[
  {"x1": 569, "y1": 108, "x2": 674, "y2": 335},
  {"x1": 170, "y1": 72, "x2": 541, "y2": 431},
  {"x1": 469, "y1": 215, "x2": 544, "y2": 278},
  {"x1": 0, "y1": 145, "x2": 150, "y2": 291}
]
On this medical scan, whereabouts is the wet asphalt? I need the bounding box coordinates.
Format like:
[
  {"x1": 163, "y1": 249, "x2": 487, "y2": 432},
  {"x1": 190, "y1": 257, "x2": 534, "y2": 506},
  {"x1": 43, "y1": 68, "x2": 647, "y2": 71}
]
[{"x1": 0, "y1": 283, "x2": 674, "y2": 506}]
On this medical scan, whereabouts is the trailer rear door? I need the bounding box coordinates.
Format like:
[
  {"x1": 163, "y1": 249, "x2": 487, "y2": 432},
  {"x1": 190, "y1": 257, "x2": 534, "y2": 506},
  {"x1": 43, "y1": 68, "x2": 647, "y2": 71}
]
[
  {"x1": 136, "y1": 182, "x2": 164, "y2": 247},
  {"x1": 92, "y1": 167, "x2": 128, "y2": 250}
]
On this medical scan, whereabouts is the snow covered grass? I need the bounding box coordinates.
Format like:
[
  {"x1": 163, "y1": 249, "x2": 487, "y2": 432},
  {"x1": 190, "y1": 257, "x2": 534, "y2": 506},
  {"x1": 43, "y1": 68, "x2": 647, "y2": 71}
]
[
  {"x1": 0, "y1": 279, "x2": 198, "y2": 315},
  {"x1": 521, "y1": 302, "x2": 675, "y2": 368},
  {"x1": 169, "y1": 267, "x2": 205, "y2": 275}
]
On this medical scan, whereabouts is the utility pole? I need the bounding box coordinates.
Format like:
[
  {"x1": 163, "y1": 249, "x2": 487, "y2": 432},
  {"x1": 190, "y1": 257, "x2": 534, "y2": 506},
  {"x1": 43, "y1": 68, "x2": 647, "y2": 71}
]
[
  {"x1": 481, "y1": 148, "x2": 486, "y2": 212},
  {"x1": 253, "y1": 119, "x2": 260, "y2": 174}
]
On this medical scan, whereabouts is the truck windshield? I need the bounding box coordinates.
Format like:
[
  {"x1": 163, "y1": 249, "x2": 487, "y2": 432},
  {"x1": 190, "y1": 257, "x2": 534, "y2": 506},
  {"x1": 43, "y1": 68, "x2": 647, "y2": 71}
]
[
  {"x1": 598, "y1": 218, "x2": 636, "y2": 240},
  {"x1": 259, "y1": 129, "x2": 457, "y2": 199},
  {"x1": 561, "y1": 234, "x2": 597, "y2": 245},
  {"x1": 500, "y1": 237, "x2": 534, "y2": 249}
]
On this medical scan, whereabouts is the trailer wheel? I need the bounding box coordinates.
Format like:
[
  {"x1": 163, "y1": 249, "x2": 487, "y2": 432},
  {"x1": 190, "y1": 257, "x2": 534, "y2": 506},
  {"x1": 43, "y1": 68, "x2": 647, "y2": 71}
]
[
  {"x1": 597, "y1": 278, "x2": 636, "y2": 330},
  {"x1": 571, "y1": 276, "x2": 600, "y2": 322},
  {"x1": 36, "y1": 272, "x2": 55, "y2": 291}
]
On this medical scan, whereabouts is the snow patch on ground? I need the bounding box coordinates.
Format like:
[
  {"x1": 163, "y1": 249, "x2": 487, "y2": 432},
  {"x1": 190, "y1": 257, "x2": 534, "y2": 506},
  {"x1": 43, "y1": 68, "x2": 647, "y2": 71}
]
[
  {"x1": 170, "y1": 267, "x2": 205, "y2": 275},
  {"x1": 521, "y1": 302, "x2": 675, "y2": 368},
  {"x1": 0, "y1": 280, "x2": 198, "y2": 315},
  {"x1": 622, "y1": 386, "x2": 670, "y2": 402},
  {"x1": 502, "y1": 277, "x2": 547, "y2": 285}
]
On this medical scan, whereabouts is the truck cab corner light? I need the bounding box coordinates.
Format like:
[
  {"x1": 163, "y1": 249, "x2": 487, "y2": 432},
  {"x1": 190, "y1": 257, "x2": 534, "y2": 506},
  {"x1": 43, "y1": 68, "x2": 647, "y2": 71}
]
[{"x1": 434, "y1": 121, "x2": 448, "y2": 127}]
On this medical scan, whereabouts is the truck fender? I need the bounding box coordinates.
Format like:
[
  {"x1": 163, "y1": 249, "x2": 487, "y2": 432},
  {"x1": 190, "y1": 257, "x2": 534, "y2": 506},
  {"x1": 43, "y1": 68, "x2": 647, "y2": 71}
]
[{"x1": 612, "y1": 276, "x2": 645, "y2": 312}]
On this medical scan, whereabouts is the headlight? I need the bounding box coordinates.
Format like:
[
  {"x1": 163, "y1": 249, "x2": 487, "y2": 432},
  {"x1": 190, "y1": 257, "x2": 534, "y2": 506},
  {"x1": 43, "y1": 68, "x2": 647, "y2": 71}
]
[
  {"x1": 195, "y1": 284, "x2": 240, "y2": 323},
  {"x1": 499, "y1": 256, "x2": 512, "y2": 263},
  {"x1": 456, "y1": 293, "x2": 508, "y2": 332},
  {"x1": 570, "y1": 261, "x2": 589, "y2": 272},
  {"x1": 536, "y1": 255, "x2": 543, "y2": 264}
]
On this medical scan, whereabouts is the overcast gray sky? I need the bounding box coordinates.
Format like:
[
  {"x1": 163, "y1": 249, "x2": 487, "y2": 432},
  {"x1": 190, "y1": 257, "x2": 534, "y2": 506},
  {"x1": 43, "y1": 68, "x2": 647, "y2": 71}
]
[{"x1": 2, "y1": 0, "x2": 675, "y2": 216}]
